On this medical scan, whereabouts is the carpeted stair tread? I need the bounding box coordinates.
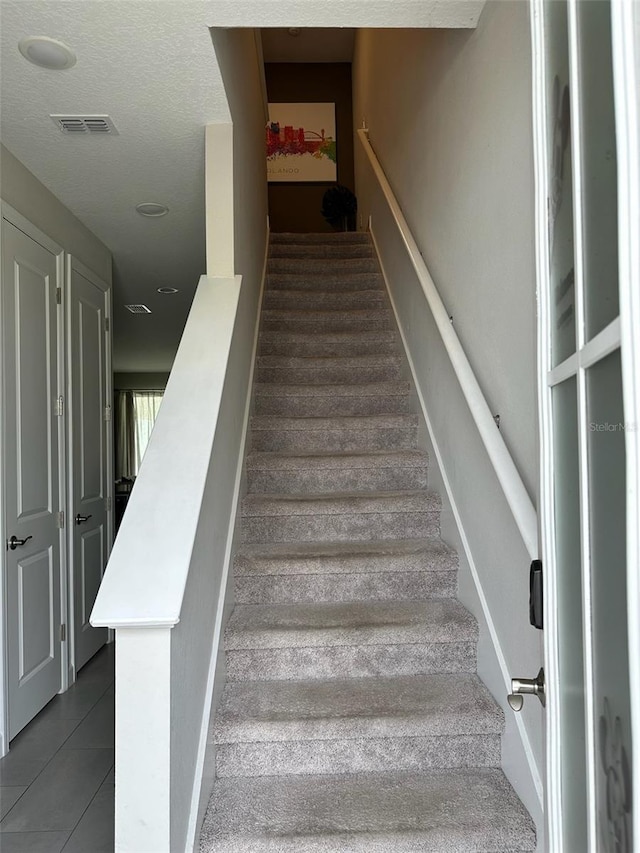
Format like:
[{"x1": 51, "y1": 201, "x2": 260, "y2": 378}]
[
  {"x1": 266, "y1": 272, "x2": 385, "y2": 292},
  {"x1": 234, "y1": 538, "x2": 457, "y2": 576},
  {"x1": 264, "y1": 289, "x2": 386, "y2": 310},
  {"x1": 214, "y1": 673, "x2": 503, "y2": 743},
  {"x1": 269, "y1": 232, "x2": 371, "y2": 244},
  {"x1": 246, "y1": 449, "x2": 428, "y2": 472},
  {"x1": 259, "y1": 330, "x2": 398, "y2": 357},
  {"x1": 225, "y1": 599, "x2": 476, "y2": 650},
  {"x1": 269, "y1": 258, "x2": 379, "y2": 275},
  {"x1": 269, "y1": 244, "x2": 375, "y2": 259},
  {"x1": 242, "y1": 489, "x2": 438, "y2": 517},
  {"x1": 261, "y1": 307, "x2": 394, "y2": 333},
  {"x1": 254, "y1": 380, "x2": 410, "y2": 398},
  {"x1": 251, "y1": 413, "x2": 417, "y2": 432},
  {"x1": 200, "y1": 769, "x2": 536, "y2": 853}
]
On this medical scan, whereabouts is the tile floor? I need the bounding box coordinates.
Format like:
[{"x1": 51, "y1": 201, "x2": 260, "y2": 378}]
[{"x1": 0, "y1": 644, "x2": 115, "y2": 852}]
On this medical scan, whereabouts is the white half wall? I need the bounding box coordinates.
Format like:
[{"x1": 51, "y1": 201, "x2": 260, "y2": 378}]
[{"x1": 353, "y1": 1, "x2": 544, "y2": 840}]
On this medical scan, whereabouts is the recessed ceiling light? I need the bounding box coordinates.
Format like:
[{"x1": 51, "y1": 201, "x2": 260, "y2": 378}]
[
  {"x1": 157, "y1": 287, "x2": 179, "y2": 294},
  {"x1": 288, "y1": 28, "x2": 302, "y2": 37},
  {"x1": 136, "y1": 203, "x2": 169, "y2": 218},
  {"x1": 19, "y1": 36, "x2": 77, "y2": 70}
]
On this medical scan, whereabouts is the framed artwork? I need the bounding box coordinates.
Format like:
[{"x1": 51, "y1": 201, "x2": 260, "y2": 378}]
[{"x1": 266, "y1": 102, "x2": 337, "y2": 183}]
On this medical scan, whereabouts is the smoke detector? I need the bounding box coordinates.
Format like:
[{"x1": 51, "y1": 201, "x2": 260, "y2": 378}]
[
  {"x1": 125, "y1": 304, "x2": 152, "y2": 314},
  {"x1": 50, "y1": 115, "x2": 119, "y2": 135}
]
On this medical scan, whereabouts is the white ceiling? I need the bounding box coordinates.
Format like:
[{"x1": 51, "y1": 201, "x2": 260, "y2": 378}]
[
  {"x1": 262, "y1": 29, "x2": 356, "y2": 63},
  {"x1": 1, "y1": 1, "x2": 484, "y2": 374},
  {"x1": 0, "y1": 1, "x2": 229, "y2": 372}
]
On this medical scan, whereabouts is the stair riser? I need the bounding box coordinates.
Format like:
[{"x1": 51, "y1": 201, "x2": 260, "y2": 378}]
[
  {"x1": 254, "y1": 394, "x2": 412, "y2": 417},
  {"x1": 269, "y1": 259, "x2": 379, "y2": 275},
  {"x1": 262, "y1": 314, "x2": 393, "y2": 333},
  {"x1": 241, "y1": 511, "x2": 440, "y2": 543},
  {"x1": 256, "y1": 365, "x2": 403, "y2": 384},
  {"x1": 270, "y1": 233, "x2": 371, "y2": 245},
  {"x1": 263, "y1": 292, "x2": 386, "y2": 311},
  {"x1": 215, "y1": 734, "x2": 501, "y2": 778},
  {"x1": 225, "y1": 642, "x2": 476, "y2": 681},
  {"x1": 270, "y1": 246, "x2": 375, "y2": 259},
  {"x1": 259, "y1": 338, "x2": 397, "y2": 357},
  {"x1": 246, "y1": 465, "x2": 428, "y2": 494},
  {"x1": 250, "y1": 428, "x2": 417, "y2": 454},
  {"x1": 267, "y1": 274, "x2": 384, "y2": 292},
  {"x1": 234, "y1": 571, "x2": 456, "y2": 604}
]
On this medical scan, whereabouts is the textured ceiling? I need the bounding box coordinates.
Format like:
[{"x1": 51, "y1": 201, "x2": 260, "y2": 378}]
[
  {"x1": 1, "y1": 1, "x2": 484, "y2": 373},
  {"x1": 0, "y1": 1, "x2": 229, "y2": 372},
  {"x1": 262, "y1": 29, "x2": 356, "y2": 63}
]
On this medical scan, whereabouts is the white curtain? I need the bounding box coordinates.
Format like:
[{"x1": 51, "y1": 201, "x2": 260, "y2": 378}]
[
  {"x1": 133, "y1": 391, "x2": 164, "y2": 473},
  {"x1": 115, "y1": 391, "x2": 136, "y2": 480}
]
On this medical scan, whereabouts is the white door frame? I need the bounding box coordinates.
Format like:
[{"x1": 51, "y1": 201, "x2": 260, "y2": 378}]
[
  {"x1": 0, "y1": 201, "x2": 68, "y2": 757},
  {"x1": 611, "y1": 0, "x2": 640, "y2": 844},
  {"x1": 531, "y1": 0, "x2": 640, "y2": 847},
  {"x1": 65, "y1": 254, "x2": 113, "y2": 681}
]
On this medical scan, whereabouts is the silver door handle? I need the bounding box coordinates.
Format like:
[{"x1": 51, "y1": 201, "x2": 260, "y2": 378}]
[
  {"x1": 75, "y1": 513, "x2": 93, "y2": 525},
  {"x1": 6, "y1": 534, "x2": 33, "y2": 551},
  {"x1": 508, "y1": 667, "x2": 545, "y2": 711}
]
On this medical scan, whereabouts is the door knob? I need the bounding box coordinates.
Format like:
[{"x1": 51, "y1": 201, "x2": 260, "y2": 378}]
[
  {"x1": 508, "y1": 667, "x2": 545, "y2": 711},
  {"x1": 75, "y1": 513, "x2": 93, "y2": 525},
  {"x1": 6, "y1": 534, "x2": 33, "y2": 551}
]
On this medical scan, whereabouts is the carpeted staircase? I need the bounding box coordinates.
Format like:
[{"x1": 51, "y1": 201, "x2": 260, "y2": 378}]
[{"x1": 200, "y1": 232, "x2": 536, "y2": 852}]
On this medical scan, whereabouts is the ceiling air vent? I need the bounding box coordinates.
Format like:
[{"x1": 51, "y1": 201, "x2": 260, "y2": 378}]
[
  {"x1": 50, "y1": 114, "x2": 119, "y2": 135},
  {"x1": 125, "y1": 304, "x2": 152, "y2": 314}
]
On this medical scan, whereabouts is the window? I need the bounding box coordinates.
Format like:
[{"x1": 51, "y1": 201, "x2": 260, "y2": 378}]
[
  {"x1": 132, "y1": 391, "x2": 164, "y2": 473},
  {"x1": 114, "y1": 389, "x2": 164, "y2": 481}
]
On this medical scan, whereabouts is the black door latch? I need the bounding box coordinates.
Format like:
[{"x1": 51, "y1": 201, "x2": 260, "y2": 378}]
[{"x1": 529, "y1": 560, "x2": 543, "y2": 630}]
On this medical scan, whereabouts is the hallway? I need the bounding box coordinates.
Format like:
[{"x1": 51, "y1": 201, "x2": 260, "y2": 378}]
[{"x1": 0, "y1": 645, "x2": 115, "y2": 852}]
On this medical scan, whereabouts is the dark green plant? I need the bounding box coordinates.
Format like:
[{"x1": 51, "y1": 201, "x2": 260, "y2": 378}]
[{"x1": 321, "y1": 185, "x2": 357, "y2": 231}]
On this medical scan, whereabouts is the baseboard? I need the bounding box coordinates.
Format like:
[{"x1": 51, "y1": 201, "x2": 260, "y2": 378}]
[
  {"x1": 370, "y1": 224, "x2": 545, "y2": 838},
  {"x1": 188, "y1": 219, "x2": 270, "y2": 852}
]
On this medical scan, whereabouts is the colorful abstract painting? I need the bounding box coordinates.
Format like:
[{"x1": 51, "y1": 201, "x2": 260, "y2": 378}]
[{"x1": 266, "y1": 103, "x2": 337, "y2": 183}]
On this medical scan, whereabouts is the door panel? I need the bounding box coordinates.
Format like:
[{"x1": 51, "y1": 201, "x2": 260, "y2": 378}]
[
  {"x1": 535, "y1": 0, "x2": 633, "y2": 848},
  {"x1": 2, "y1": 217, "x2": 63, "y2": 740},
  {"x1": 68, "y1": 261, "x2": 109, "y2": 673}
]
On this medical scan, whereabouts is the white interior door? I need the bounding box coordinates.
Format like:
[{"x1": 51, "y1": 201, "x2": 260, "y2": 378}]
[
  {"x1": 1, "y1": 213, "x2": 64, "y2": 740},
  {"x1": 68, "y1": 257, "x2": 110, "y2": 674},
  {"x1": 533, "y1": 0, "x2": 634, "y2": 849}
]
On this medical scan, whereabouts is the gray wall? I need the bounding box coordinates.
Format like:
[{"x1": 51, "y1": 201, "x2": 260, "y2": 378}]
[
  {"x1": 1, "y1": 144, "x2": 112, "y2": 284},
  {"x1": 353, "y1": 2, "x2": 544, "y2": 836}
]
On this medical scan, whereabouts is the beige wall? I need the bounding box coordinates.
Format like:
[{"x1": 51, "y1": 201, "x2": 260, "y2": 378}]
[
  {"x1": 353, "y1": 3, "x2": 537, "y2": 500},
  {"x1": 1, "y1": 144, "x2": 112, "y2": 284}
]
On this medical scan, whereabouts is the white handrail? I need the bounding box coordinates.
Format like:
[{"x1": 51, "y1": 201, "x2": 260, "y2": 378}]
[{"x1": 358, "y1": 128, "x2": 538, "y2": 560}]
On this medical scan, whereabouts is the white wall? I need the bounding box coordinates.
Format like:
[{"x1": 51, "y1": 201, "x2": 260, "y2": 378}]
[
  {"x1": 353, "y1": 3, "x2": 537, "y2": 499},
  {"x1": 0, "y1": 144, "x2": 112, "y2": 285},
  {"x1": 353, "y1": 2, "x2": 544, "y2": 838}
]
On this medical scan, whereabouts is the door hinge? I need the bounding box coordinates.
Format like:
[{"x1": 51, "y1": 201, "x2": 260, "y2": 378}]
[
  {"x1": 56, "y1": 287, "x2": 62, "y2": 305},
  {"x1": 104, "y1": 405, "x2": 112, "y2": 422},
  {"x1": 54, "y1": 395, "x2": 64, "y2": 417},
  {"x1": 56, "y1": 510, "x2": 65, "y2": 529},
  {"x1": 105, "y1": 496, "x2": 112, "y2": 512},
  {"x1": 60, "y1": 624, "x2": 66, "y2": 643},
  {"x1": 105, "y1": 317, "x2": 110, "y2": 332}
]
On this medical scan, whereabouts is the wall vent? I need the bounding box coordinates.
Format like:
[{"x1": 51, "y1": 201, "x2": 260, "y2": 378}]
[
  {"x1": 125, "y1": 304, "x2": 152, "y2": 314},
  {"x1": 50, "y1": 114, "x2": 119, "y2": 135}
]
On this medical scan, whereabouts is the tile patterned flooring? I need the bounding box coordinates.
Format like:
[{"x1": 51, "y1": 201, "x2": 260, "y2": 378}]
[{"x1": 0, "y1": 644, "x2": 115, "y2": 852}]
